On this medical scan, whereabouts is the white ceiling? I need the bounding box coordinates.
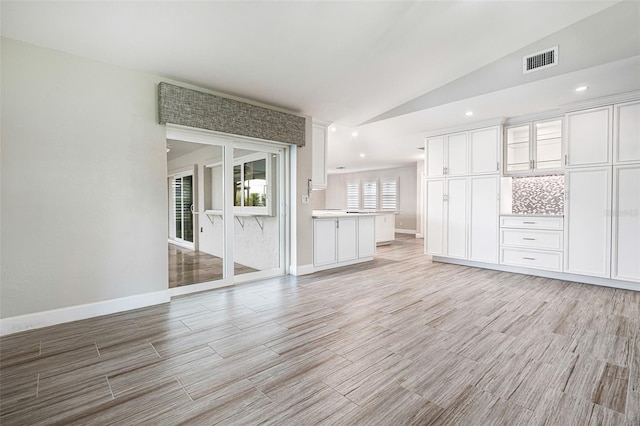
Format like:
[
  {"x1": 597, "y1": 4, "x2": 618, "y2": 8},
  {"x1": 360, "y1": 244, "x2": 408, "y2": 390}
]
[{"x1": 2, "y1": 1, "x2": 639, "y2": 173}]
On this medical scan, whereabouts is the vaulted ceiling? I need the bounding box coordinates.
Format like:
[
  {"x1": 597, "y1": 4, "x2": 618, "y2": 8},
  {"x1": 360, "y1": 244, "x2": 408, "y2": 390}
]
[{"x1": 2, "y1": 1, "x2": 639, "y2": 172}]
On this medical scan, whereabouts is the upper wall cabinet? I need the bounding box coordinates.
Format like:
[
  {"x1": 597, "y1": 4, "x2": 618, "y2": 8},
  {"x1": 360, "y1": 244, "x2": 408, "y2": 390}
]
[
  {"x1": 613, "y1": 100, "x2": 640, "y2": 164},
  {"x1": 470, "y1": 126, "x2": 500, "y2": 175},
  {"x1": 311, "y1": 122, "x2": 328, "y2": 189},
  {"x1": 426, "y1": 126, "x2": 499, "y2": 178},
  {"x1": 425, "y1": 133, "x2": 468, "y2": 177},
  {"x1": 505, "y1": 119, "x2": 562, "y2": 175},
  {"x1": 565, "y1": 106, "x2": 613, "y2": 168}
]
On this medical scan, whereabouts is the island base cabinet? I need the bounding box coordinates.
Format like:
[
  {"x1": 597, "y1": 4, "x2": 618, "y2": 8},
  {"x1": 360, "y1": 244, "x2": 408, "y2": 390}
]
[
  {"x1": 313, "y1": 216, "x2": 376, "y2": 270},
  {"x1": 337, "y1": 217, "x2": 358, "y2": 262},
  {"x1": 564, "y1": 167, "x2": 612, "y2": 278},
  {"x1": 314, "y1": 219, "x2": 337, "y2": 266},
  {"x1": 612, "y1": 165, "x2": 640, "y2": 282}
]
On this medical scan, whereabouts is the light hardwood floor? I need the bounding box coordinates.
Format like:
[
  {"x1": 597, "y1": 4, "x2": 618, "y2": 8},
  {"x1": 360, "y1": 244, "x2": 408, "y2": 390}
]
[{"x1": 2, "y1": 235, "x2": 638, "y2": 425}]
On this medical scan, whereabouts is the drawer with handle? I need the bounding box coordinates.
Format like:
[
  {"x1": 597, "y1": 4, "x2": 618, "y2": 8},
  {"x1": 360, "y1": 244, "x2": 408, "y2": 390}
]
[
  {"x1": 500, "y1": 229, "x2": 563, "y2": 250},
  {"x1": 500, "y1": 248, "x2": 563, "y2": 272},
  {"x1": 500, "y1": 216, "x2": 563, "y2": 230}
]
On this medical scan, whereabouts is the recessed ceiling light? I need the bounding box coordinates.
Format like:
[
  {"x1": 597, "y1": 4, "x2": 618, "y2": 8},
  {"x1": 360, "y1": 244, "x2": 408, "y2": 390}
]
[
  {"x1": 576, "y1": 86, "x2": 588, "y2": 92},
  {"x1": 465, "y1": 111, "x2": 473, "y2": 116},
  {"x1": 352, "y1": 131, "x2": 359, "y2": 137},
  {"x1": 360, "y1": 153, "x2": 365, "y2": 157},
  {"x1": 329, "y1": 126, "x2": 337, "y2": 132}
]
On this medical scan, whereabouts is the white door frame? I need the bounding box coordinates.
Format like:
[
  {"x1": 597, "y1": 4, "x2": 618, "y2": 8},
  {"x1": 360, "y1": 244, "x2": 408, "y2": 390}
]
[{"x1": 168, "y1": 168, "x2": 196, "y2": 250}]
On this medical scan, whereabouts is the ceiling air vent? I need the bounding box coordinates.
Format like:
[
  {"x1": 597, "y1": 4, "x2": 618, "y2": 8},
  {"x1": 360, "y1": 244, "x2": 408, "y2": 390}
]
[{"x1": 523, "y1": 46, "x2": 558, "y2": 74}]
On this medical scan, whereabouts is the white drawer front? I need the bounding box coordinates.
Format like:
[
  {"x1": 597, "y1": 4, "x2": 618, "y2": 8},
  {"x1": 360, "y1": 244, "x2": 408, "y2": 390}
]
[
  {"x1": 500, "y1": 216, "x2": 563, "y2": 230},
  {"x1": 500, "y1": 229, "x2": 563, "y2": 250},
  {"x1": 500, "y1": 248, "x2": 563, "y2": 272}
]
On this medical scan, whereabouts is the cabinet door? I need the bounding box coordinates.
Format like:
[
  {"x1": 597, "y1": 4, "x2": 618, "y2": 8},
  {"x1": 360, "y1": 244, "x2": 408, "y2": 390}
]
[
  {"x1": 425, "y1": 179, "x2": 445, "y2": 256},
  {"x1": 612, "y1": 165, "x2": 640, "y2": 282},
  {"x1": 311, "y1": 124, "x2": 328, "y2": 189},
  {"x1": 314, "y1": 219, "x2": 337, "y2": 266},
  {"x1": 446, "y1": 133, "x2": 468, "y2": 176},
  {"x1": 426, "y1": 136, "x2": 445, "y2": 178},
  {"x1": 445, "y1": 177, "x2": 468, "y2": 259},
  {"x1": 505, "y1": 124, "x2": 531, "y2": 173},
  {"x1": 565, "y1": 106, "x2": 612, "y2": 167},
  {"x1": 375, "y1": 213, "x2": 395, "y2": 243},
  {"x1": 469, "y1": 176, "x2": 499, "y2": 264},
  {"x1": 337, "y1": 217, "x2": 358, "y2": 262},
  {"x1": 564, "y1": 167, "x2": 611, "y2": 278},
  {"x1": 358, "y1": 216, "x2": 376, "y2": 258},
  {"x1": 534, "y1": 119, "x2": 563, "y2": 171},
  {"x1": 470, "y1": 127, "x2": 500, "y2": 175},
  {"x1": 614, "y1": 101, "x2": 640, "y2": 164}
]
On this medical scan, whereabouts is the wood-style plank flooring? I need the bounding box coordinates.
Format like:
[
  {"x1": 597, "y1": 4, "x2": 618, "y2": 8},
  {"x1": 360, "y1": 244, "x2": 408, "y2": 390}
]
[
  {"x1": 169, "y1": 244, "x2": 257, "y2": 287},
  {"x1": 2, "y1": 235, "x2": 639, "y2": 425}
]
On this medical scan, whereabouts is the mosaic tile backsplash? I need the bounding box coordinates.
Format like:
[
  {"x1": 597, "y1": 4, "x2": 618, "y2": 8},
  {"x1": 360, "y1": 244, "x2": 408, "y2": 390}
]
[{"x1": 512, "y1": 175, "x2": 564, "y2": 215}]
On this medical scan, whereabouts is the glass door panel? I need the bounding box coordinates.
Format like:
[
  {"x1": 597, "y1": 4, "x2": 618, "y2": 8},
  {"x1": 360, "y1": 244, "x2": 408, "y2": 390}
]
[
  {"x1": 167, "y1": 140, "x2": 225, "y2": 288},
  {"x1": 233, "y1": 147, "x2": 282, "y2": 277}
]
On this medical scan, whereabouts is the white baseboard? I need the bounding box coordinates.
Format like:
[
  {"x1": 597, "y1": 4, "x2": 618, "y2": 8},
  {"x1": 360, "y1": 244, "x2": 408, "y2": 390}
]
[
  {"x1": 0, "y1": 291, "x2": 171, "y2": 337},
  {"x1": 290, "y1": 264, "x2": 315, "y2": 276},
  {"x1": 395, "y1": 229, "x2": 417, "y2": 234},
  {"x1": 432, "y1": 256, "x2": 640, "y2": 292},
  {"x1": 416, "y1": 233, "x2": 424, "y2": 239}
]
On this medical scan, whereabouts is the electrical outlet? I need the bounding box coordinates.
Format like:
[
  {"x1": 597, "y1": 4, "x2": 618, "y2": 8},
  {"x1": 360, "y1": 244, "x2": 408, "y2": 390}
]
[{"x1": 302, "y1": 195, "x2": 310, "y2": 204}]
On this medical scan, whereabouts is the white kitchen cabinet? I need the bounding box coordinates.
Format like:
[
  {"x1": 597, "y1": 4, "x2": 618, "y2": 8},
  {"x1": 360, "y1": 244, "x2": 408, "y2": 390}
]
[
  {"x1": 358, "y1": 216, "x2": 376, "y2": 258},
  {"x1": 565, "y1": 106, "x2": 613, "y2": 168},
  {"x1": 311, "y1": 123, "x2": 328, "y2": 189},
  {"x1": 425, "y1": 136, "x2": 445, "y2": 178},
  {"x1": 613, "y1": 100, "x2": 640, "y2": 164},
  {"x1": 470, "y1": 127, "x2": 500, "y2": 175},
  {"x1": 612, "y1": 164, "x2": 640, "y2": 282},
  {"x1": 425, "y1": 133, "x2": 468, "y2": 177},
  {"x1": 313, "y1": 215, "x2": 376, "y2": 270},
  {"x1": 313, "y1": 218, "x2": 337, "y2": 266},
  {"x1": 500, "y1": 215, "x2": 564, "y2": 272},
  {"x1": 446, "y1": 133, "x2": 468, "y2": 176},
  {"x1": 564, "y1": 167, "x2": 612, "y2": 278},
  {"x1": 375, "y1": 213, "x2": 395, "y2": 245},
  {"x1": 469, "y1": 176, "x2": 499, "y2": 264},
  {"x1": 445, "y1": 177, "x2": 468, "y2": 259},
  {"x1": 505, "y1": 119, "x2": 562, "y2": 175},
  {"x1": 424, "y1": 177, "x2": 467, "y2": 259},
  {"x1": 337, "y1": 217, "x2": 358, "y2": 262},
  {"x1": 425, "y1": 179, "x2": 445, "y2": 256}
]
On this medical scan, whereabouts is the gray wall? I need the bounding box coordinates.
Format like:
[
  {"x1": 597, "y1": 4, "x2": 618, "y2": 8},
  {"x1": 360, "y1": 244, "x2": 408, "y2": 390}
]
[
  {"x1": 325, "y1": 165, "x2": 418, "y2": 231},
  {"x1": 1, "y1": 37, "x2": 315, "y2": 319},
  {"x1": 1, "y1": 38, "x2": 168, "y2": 317}
]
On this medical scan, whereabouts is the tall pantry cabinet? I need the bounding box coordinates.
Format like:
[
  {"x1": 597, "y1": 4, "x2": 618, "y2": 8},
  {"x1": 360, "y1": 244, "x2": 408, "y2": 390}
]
[
  {"x1": 425, "y1": 126, "x2": 501, "y2": 263},
  {"x1": 564, "y1": 100, "x2": 640, "y2": 283}
]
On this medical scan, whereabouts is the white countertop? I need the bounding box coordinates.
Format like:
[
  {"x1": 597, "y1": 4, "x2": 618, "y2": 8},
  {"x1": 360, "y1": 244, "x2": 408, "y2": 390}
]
[
  {"x1": 312, "y1": 210, "x2": 383, "y2": 218},
  {"x1": 500, "y1": 213, "x2": 564, "y2": 217}
]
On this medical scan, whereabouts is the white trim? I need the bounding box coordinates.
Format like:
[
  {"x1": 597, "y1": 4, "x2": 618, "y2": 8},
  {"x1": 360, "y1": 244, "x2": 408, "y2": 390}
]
[
  {"x1": 167, "y1": 280, "x2": 232, "y2": 297},
  {"x1": 423, "y1": 117, "x2": 506, "y2": 139},
  {"x1": 234, "y1": 268, "x2": 284, "y2": 284},
  {"x1": 416, "y1": 233, "x2": 424, "y2": 238},
  {"x1": 0, "y1": 291, "x2": 171, "y2": 337},
  {"x1": 561, "y1": 90, "x2": 640, "y2": 113},
  {"x1": 312, "y1": 257, "x2": 374, "y2": 273},
  {"x1": 168, "y1": 239, "x2": 194, "y2": 250},
  {"x1": 432, "y1": 256, "x2": 640, "y2": 292},
  {"x1": 395, "y1": 229, "x2": 416, "y2": 234},
  {"x1": 290, "y1": 264, "x2": 315, "y2": 276}
]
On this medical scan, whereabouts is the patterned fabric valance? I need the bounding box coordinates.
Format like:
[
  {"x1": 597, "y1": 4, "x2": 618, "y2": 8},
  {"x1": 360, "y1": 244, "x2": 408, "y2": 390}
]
[{"x1": 158, "y1": 82, "x2": 306, "y2": 146}]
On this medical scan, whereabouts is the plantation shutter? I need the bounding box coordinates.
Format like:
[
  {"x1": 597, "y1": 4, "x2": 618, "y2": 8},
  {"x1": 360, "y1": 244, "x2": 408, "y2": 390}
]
[
  {"x1": 362, "y1": 179, "x2": 378, "y2": 210},
  {"x1": 347, "y1": 181, "x2": 360, "y2": 210},
  {"x1": 380, "y1": 177, "x2": 398, "y2": 211}
]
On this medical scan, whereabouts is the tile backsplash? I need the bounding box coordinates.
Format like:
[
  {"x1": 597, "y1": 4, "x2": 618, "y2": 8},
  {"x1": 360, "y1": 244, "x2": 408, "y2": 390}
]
[{"x1": 512, "y1": 175, "x2": 564, "y2": 215}]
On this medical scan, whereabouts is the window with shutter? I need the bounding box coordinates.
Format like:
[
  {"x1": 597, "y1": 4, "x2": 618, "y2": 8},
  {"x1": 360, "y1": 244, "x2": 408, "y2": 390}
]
[
  {"x1": 347, "y1": 181, "x2": 360, "y2": 210},
  {"x1": 380, "y1": 177, "x2": 398, "y2": 211},
  {"x1": 362, "y1": 179, "x2": 378, "y2": 210}
]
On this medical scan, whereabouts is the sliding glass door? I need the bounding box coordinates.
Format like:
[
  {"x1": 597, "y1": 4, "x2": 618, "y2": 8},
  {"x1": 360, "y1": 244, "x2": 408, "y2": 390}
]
[{"x1": 166, "y1": 125, "x2": 288, "y2": 294}]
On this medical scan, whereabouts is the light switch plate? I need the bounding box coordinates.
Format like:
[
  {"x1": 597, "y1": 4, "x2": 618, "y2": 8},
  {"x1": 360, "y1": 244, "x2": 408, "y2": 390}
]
[{"x1": 302, "y1": 195, "x2": 310, "y2": 204}]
